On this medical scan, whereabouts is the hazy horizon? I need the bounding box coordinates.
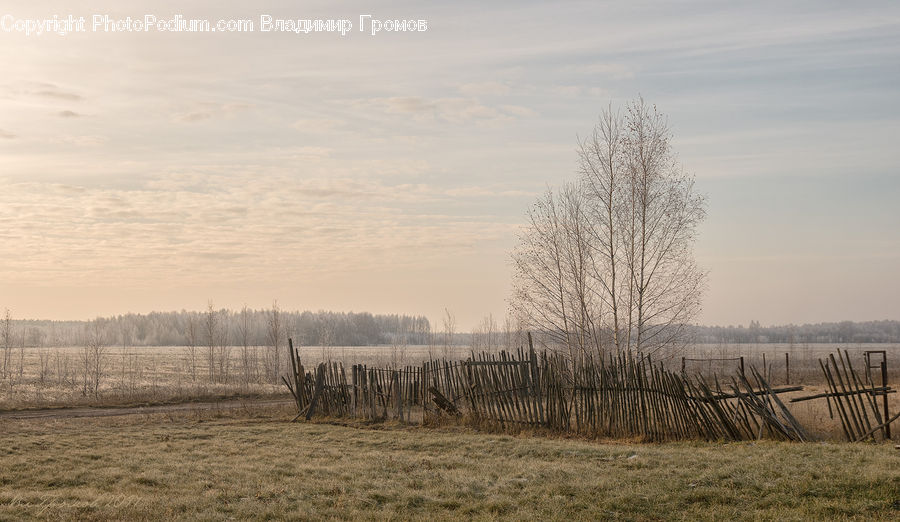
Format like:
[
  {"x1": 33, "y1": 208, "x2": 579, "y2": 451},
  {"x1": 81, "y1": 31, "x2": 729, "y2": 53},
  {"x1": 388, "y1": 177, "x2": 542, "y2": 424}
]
[
  {"x1": 2, "y1": 1, "x2": 899, "y2": 330},
  {"x1": 6, "y1": 308, "x2": 900, "y2": 332}
]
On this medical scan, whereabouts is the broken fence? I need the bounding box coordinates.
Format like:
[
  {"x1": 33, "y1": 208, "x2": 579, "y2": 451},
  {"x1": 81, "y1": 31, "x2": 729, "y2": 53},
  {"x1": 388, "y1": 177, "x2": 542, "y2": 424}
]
[{"x1": 281, "y1": 336, "x2": 888, "y2": 442}]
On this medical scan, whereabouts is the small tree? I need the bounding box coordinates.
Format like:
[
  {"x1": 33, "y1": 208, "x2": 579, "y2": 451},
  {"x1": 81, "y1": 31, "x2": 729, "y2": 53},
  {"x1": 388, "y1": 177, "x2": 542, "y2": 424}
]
[
  {"x1": 266, "y1": 301, "x2": 284, "y2": 383},
  {"x1": 205, "y1": 301, "x2": 218, "y2": 383},
  {"x1": 441, "y1": 308, "x2": 455, "y2": 359},
  {"x1": 1, "y1": 309, "x2": 12, "y2": 382},
  {"x1": 472, "y1": 314, "x2": 498, "y2": 352},
  {"x1": 218, "y1": 311, "x2": 231, "y2": 384},
  {"x1": 237, "y1": 305, "x2": 254, "y2": 386},
  {"x1": 186, "y1": 313, "x2": 198, "y2": 382},
  {"x1": 81, "y1": 319, "x2": 106, "y2": 397}
]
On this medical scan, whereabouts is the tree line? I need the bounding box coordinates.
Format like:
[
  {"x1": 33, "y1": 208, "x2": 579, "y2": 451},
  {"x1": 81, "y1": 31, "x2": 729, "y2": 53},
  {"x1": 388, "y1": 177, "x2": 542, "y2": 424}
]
[
  {"x1": 689, "y1": 320, "x2": 900, "y2": 344},
  {"x1": 0, "y1": 306, "x2": 433, "y2": 348}
]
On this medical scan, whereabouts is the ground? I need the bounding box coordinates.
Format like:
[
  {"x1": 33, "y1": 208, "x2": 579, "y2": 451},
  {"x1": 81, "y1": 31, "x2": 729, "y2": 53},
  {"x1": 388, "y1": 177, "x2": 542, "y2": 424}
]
[{"x1": 1, "y1": 405, "x2": 898, "y2": 520}]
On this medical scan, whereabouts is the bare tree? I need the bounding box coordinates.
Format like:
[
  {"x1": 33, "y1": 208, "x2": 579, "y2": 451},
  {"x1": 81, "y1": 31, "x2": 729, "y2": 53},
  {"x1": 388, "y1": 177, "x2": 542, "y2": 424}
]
[
  {"x1": 37, "y1": 347, "x2": 51, "y2": 384},
  {"x1": 205, "y1": 301, "x2": 218, "y2": 383},
  {"x1": 266, "y1": 300, "x2": 284, "y2": 383},
  {"x1": 512, "y1": 98, "x2": 706, "y2": 359},
  {"x1": 1, "y1": 309, "x2": 12, "y2": 382},
  {"x1": 218, "y1": 311, "x2": 231, "y2": 384},
  {"x1": 579, "y1": 106, "x2": 625, "y2": 353},
  {"x1": 441, "y1": 308, "x2": 456, "y2": 359},
  {"x1": 502, "y1": 314, "x2": 525, "y2": 351},
  {"x1": 617, "y1": 99, "x2": 706, "y2": 356},
  {"x1": 187, "y1": 313, "x2": 198, "y2": 382},
  {"x1": 511, "y1": 186, "x2": 579, "y2": 354},
  {"x1": 81, "y1": 319, "x2": 106, "y2": 397},
  {"x1": 55, "y1": 350, "x2": 70, "y2": 387},
  {"x1": 472, "y1": 314, "x2": 499, "y2": 352},
  {"x1": 318, "y1": 313, "x2": 336, "y2": 362},
  {"x1": 237, "y1": 305, "x2": 254, "y2": 386}
]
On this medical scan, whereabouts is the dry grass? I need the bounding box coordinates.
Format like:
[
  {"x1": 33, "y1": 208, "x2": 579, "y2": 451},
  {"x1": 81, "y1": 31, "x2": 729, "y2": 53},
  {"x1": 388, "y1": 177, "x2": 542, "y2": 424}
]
[
  {"x1": 1, "y1": 344, "x2": 897, "y2": 445},
  {"x1": 0, "y1": 344, "x2": 462, "y2": 410},
  {"x1": 0, "y1": 346, "x2": 286, "y2": 410},
  {"x1": 1, "y1": 407, "x2": 899, "y2": 520},
  {"x1": 682, "y1": 343, "x2": 900, "y2": 385}
]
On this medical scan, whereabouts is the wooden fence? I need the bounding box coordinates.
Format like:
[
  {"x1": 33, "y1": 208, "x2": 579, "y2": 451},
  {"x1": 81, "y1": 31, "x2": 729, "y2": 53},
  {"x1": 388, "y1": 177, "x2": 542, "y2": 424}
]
[
  {"x1": 282, "y1": 336, "x2": 854, "y2": 442},
  {"x1": 790, "y1": 349, "x2": 896, "y2": 441}
]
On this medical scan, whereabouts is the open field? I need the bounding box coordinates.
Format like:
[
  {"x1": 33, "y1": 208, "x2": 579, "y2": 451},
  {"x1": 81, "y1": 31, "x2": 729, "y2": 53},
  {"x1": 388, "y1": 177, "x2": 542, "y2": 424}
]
[
  {"x1": 0, "y1": 345, "x2": 287, "y2": 410},
  {"x1": 0, "y1": 407, "x2": 898, "y2": 520},
  {"x1": 680, "y1": 343, "x2": 900, "y2": 385},
  {"x1": 301, "y1": 344, "x2": 900, "y2": 384},
  {"x1": 0, "y1": 343, "x2": 475, "y2": 410},
  {"x1": 1, "y1": 344, "x2": 897, "y2": 443}
]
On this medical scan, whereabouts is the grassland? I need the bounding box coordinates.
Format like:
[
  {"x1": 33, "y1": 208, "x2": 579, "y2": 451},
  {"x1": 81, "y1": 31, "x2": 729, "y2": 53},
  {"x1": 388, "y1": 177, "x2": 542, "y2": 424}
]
[
  {"x1": 1, "y1": 406, "x2": 898, "y2": 520},
  {"x1": 0, "y1": 344, "x2": 446, "y2": 410},
  {"x1": 3, "y1": 343, "x2": 897, "y2": 411}
]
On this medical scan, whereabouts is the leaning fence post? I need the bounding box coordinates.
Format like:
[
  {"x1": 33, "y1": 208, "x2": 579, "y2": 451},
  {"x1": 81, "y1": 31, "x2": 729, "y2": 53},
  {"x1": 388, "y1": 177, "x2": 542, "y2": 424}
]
[
  {"x1": 785, "y1": 353, "x2": 790, "y2": 385},
  {"x1": 681, "y1": 357, "x2": 686, "y2": 374},
  {"x1": 882, "y1": 361, "x2": 891, "y2": 440},
  {"x1": 740, "y1": 357, "x2": 745, "y2": 378},
  {"x1": 305, "y1": 363, "x2": 325, "y2": 420}
]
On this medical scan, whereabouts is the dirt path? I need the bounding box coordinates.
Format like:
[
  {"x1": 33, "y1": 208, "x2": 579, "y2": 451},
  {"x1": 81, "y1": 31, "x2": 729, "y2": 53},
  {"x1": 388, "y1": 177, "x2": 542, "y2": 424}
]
[{"x1": 0, "y1": 398, "x2": 293, "y2": 421}]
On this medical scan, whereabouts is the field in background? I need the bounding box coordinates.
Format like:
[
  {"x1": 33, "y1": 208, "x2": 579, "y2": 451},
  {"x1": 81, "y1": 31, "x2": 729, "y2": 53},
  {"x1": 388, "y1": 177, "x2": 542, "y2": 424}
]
[
  {"x1": 285, "y1": 342, "x2": 900, "y2": 383},
  {"x1": 1, "y1": 409, "x2": 898, "y2": 520},
  {"x1": 681, "y1": 343, "x2": 900, "y2": 385},
  {"x1": 1, "y1": 343, "x2": 897, "y2": 440},
  {"x1": 0, "y1": 345, "x2": 286, "y2": 410},
  {"x1": 0, "y1": 344, "x2": 476, "y2": 410}
]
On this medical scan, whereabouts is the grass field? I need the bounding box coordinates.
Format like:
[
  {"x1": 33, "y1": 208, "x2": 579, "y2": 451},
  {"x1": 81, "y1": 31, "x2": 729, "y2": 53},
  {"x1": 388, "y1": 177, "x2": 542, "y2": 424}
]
[
  {"x1": 2, "y1": 343, "x2": 897, "y2": 411},
  {"x1": 1, "y1": 406, "x2": 898, "y2": 520},
  {"x1": 1, "y1": 344, "x2": 898, "y2": 445},
  {"x1": 0, "y1": 344, "x2": 457, "y2": 410}
]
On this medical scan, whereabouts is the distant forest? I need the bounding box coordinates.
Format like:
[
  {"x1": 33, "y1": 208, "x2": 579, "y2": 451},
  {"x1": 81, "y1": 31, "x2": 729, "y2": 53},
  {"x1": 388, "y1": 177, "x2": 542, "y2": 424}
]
[
  {"x1": 4, "y1": 309, "x2": 433, "y2": 348},
  {"x1": 689, "y1": 320, "x2": 900, "y2": 344},
  {"x1": 2, "y1": 310, "x2": 899, "y2": 347}
]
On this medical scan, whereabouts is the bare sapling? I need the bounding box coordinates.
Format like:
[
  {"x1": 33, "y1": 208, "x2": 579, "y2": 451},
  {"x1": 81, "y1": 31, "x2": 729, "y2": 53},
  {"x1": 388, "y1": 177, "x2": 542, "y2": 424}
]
[
  {"x1": 266, "y1": 300, "x2": 284, "y2": 384},
  {"x1": 442, "y1": 308, "x2": 455, "y2": 359},
  {"x1": 205, "y1": 301, "x2": 218, "y2": 383},
  {"x1": 187, "y1": 313, "x2": 198, "y2": 383},
  {"x1": 238, "y1": 305, "x2": 252, "y2": 388},
  {"x1": 81, "y1": 319, "x2": 106, "y2": 397},
  {"x1": 1, "y1": 309, "x2": 12, "y2": 384},
  {"x1": 218, "y1": 312, "x2": 231, "y2": 384},
  {"x1": 38, "y1": 348, "x2": 51, "y2": 385}
]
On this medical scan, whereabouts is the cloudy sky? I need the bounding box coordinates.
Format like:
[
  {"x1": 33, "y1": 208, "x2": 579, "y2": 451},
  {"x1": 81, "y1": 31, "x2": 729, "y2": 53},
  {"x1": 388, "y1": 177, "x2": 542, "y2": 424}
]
[{"x1": 1, "y1": 0, "x2": 898, "y2": 328}]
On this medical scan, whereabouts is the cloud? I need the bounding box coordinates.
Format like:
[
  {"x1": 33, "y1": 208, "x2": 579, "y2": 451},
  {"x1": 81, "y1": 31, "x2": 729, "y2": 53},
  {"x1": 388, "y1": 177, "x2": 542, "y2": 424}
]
[
  {"x1": 282, "y1": 146, "x2": 332, "y2": 160},
  {"x1": 0, "y1": 172, "x2": 518, "y2": 286},
  {"x1": 54, "y1": 135, "x2": 108, "y2": 146},
  {"x1": 13, "y1": 83, "x2": 84, "y2": 101},
  {"x1": 578, "y1": 63, "x2": 635, "y2": 80},
  {"x1": 381, "y1": 96, "x2": 436, "y2": 114},
  {"x1": 58, "y1": 110, "x2": 81, "y2": 118},
  {"x1": 443, "y1": 186, "x2": 536, "y2": 198},
  {"x1": 499, "y1": 105, "x2": 537, "y2": 118},
  {"x1": 35, "y1": 89, "x2": 82, "y2": 101},
  {"x1": 459, "y1": 82, "x2": 512, "y2": 97},
  {"x1": 292, "y1": 118, "x2": 345, "y2": 132},
  {"x1": 0, "y1": 129, "x2": 16, "y2": 140},
  {"x1": 359, "y1": 96, "x2": 532, "y2": 125},
  {"x1": 549, "y1": 85, "x2": 610, "y2": 98},
  {"x1": 175, "y1": 102, "x2": 253, "y2": 123},
  {"x1": 178, "y1": 112, "x2": 213, "y2": 122}
]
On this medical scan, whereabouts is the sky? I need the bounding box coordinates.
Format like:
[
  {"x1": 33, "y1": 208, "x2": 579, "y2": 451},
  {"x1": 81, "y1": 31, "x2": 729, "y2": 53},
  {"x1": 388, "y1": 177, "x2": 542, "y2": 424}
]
[{"x1": 0, "y1": 0, "x2": 898, "y2": 329}]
